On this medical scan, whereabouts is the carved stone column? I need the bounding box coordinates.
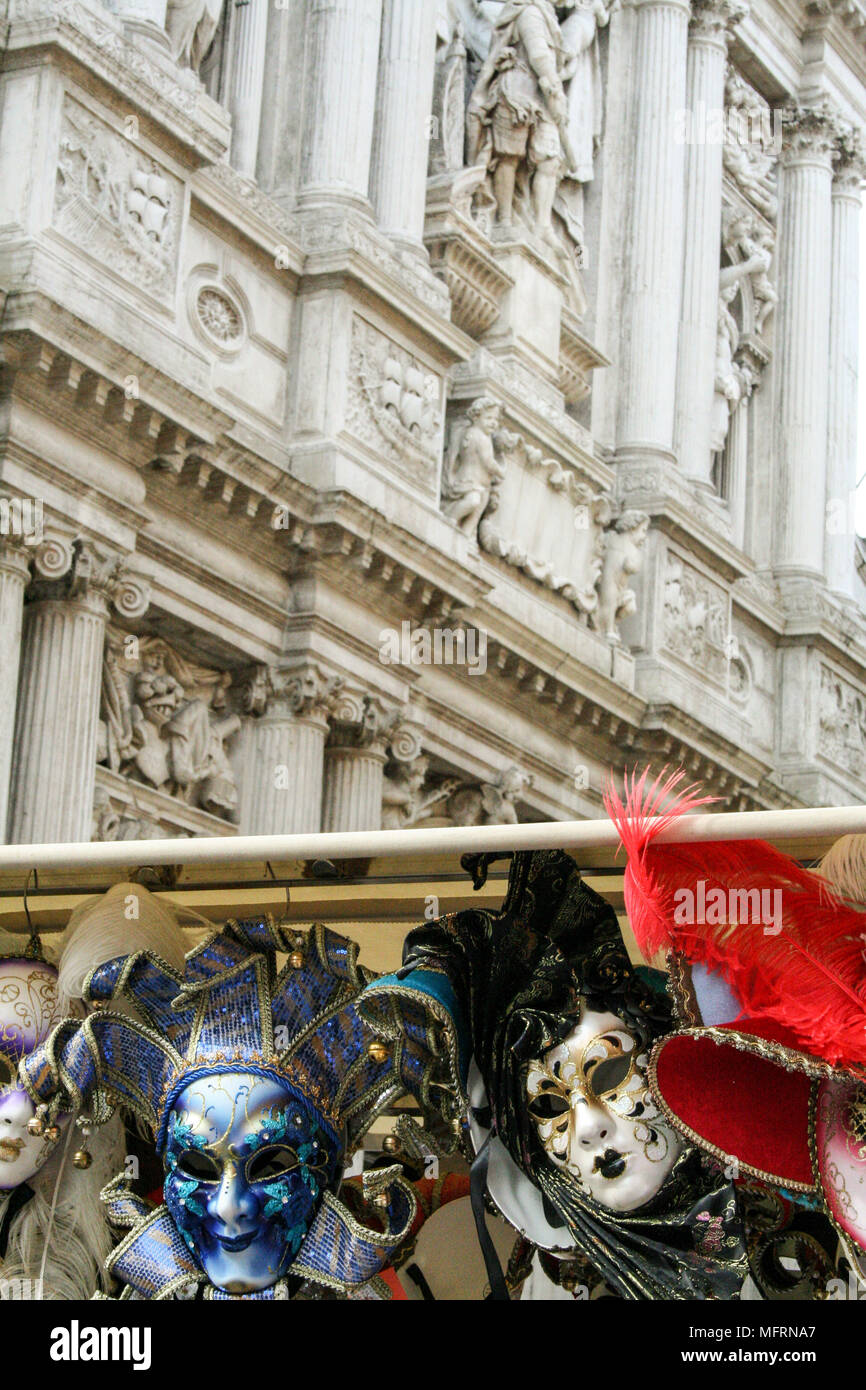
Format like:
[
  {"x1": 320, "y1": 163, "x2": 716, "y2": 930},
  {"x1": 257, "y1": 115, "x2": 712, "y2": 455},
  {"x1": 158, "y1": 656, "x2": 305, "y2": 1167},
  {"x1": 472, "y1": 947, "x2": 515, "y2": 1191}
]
[
  {"x1": 321, "y1": 692, "x2": 397, "y2": 833},
  {"x1": 369, "y1": 0, "x2": 438, "y2": 248},
  {"x1": 226, "y1": 0, "x2": 269, "y2": 179},
  {"x1": 0, "y1": 539, "x2": 31, "y2": 842},
  {"x1": 826, "y1": 135, "x2": 865, "y2": 598},
  {"x1": 616, "y1": 0, "x2": 691, "y2": 462},
  {"x1": 774, "y1": 107, "x2": 836, "y2": 578},
  {"x1": 299, "y1": 0, "x2": 384, "y2": 209},
  {"x1": 675, "y1": 0, "x2": 746, "y2": 486},
  {"x1": 8, "y1": 544, "x2": 150, "y2": 846},
  {"x1": 239, "y1": 664, "x2": 341, "y2": 836}
]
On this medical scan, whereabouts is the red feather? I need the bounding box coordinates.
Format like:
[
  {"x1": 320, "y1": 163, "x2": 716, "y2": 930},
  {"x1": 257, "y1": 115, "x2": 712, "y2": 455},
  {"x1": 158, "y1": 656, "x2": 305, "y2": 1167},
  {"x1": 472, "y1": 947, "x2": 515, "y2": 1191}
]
[{"x1": 603, "y1": 767, "x2": 866, "y2": 1070}]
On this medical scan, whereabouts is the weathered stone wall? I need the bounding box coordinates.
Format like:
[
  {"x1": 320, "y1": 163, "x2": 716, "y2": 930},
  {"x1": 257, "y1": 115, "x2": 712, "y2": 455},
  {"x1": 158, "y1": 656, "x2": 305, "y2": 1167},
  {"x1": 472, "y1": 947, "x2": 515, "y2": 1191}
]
[{"x1": 1, "y1": 0, "x2": 865, "y2": 846}]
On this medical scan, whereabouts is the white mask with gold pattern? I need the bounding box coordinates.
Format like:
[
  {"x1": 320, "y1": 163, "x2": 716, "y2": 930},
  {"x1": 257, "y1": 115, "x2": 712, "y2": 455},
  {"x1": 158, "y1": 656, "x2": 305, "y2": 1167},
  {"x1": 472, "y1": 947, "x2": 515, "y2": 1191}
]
[
  {"x1": 526, "y1": 1007, "x2": 682, "y2": 1213},
  {"x1": 0, "y1": 958, "x2": 63, "y2": 1190}
]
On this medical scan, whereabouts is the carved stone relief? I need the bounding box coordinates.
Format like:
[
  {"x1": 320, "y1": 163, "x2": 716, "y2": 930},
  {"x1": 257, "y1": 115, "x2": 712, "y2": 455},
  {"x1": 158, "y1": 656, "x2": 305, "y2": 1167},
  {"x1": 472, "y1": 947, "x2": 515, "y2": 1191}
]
[
  {"x1": 54, "y1": 97, "x2": 181, "y2": 298},
  {"x1": 382, "y1": 755, "x2": 461, "y2": 830},
  {"x1": 723, "y1": 70, "x2": 778, "y2": 221},
  {"x1": 347, "y1": 319, "x2": 445, "y2": 489},
  {"x1": 442, "y1": 395, "x2": 637, "y2": 632},
  {"x1": 98, "y1": 630, "x2": 242, "y2": 822},
  {"x1": 446, "y1": 765, "x2": 533, "y2": 826},
  {"x1": 818, "y1": 666, "x2": 866, "y2": 781},
  {"x1": 662, "y1": 552, "x2": 730, "y2": 686}
]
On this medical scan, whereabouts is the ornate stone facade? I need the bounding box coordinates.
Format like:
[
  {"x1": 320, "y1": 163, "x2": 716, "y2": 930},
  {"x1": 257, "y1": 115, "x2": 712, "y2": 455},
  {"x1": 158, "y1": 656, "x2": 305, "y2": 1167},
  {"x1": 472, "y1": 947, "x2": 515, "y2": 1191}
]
[{"x1": 1, "y1": 0, "x2": 866, "y2": 850}]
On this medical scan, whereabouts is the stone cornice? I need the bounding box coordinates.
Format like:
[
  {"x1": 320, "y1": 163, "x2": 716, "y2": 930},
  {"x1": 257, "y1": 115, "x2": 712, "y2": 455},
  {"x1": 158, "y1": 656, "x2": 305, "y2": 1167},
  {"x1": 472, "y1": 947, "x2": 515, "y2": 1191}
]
[
  {"x1": 297, "y1": 211, "x2": 469, "y2": 366},
  {"x1": 191, "y1": 165, "x2": 305, "y2": 282},
  {"x1": 614, "y1": 459, "x2": 753, "y2": 581},
  {"x1": 3, "y1": 0, "x2": 230, "y2": 166},
  {"x1": 2, "y1": 307, "x2": 236, "y2": 450}
]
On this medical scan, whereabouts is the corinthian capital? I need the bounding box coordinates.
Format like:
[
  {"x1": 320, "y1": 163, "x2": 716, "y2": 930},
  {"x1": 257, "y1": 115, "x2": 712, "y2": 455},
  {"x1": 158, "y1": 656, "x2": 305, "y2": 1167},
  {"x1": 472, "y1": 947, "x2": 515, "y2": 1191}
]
[
  {"x1": 833, "y1": 123, "x2": 866, "y2": 193},
  {"x1": 327, "y1": 688, "x2": 403, "y2": 752},
  {"x1": 689, "y1": 0, "x2": 748, "y2": 43},
  {"x1": 780, "y1": 101, "x2": 839, "y2": 166},
  {"x1": 243, "y1": 662, "x2": 343, "y2": 723}
]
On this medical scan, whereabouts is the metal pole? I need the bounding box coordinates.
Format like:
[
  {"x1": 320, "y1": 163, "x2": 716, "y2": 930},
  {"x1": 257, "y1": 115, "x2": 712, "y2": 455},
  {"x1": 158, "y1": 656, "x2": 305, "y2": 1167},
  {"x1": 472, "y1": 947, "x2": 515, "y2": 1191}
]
[{"x1": 1, "y1": 803, "x2": 865, "y2": 873}]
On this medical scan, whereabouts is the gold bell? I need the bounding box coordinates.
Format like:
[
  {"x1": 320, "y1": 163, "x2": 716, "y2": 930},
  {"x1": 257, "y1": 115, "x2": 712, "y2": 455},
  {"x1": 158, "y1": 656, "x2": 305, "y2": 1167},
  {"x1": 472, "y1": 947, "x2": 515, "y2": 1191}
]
[
  {"x1": 382, "y1": 1134, "x2": 399, "y2": 1154},
  {"x1": 288, "y1": 951, "x2": 304, "y2": 969},
  {"x1": 44, "y1": 1125, "x2": 61, "y2": 1144},
  {"x1": 72, "y1": 1149, "x2": 93, "y2": 1170},
  {"x1": 367, "y1": 1041, "x2": 389, "y2": 1065},
  {"x1": 27, "y1": 1115, "x2": 45, "y2": 1137}
]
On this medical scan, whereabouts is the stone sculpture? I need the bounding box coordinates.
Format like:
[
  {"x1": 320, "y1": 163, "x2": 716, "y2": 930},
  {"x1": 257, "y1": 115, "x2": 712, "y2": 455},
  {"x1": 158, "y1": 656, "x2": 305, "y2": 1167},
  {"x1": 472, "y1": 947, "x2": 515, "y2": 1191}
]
[{"x1": 592, "y1": 511, "x2": 650, "y2": 643}]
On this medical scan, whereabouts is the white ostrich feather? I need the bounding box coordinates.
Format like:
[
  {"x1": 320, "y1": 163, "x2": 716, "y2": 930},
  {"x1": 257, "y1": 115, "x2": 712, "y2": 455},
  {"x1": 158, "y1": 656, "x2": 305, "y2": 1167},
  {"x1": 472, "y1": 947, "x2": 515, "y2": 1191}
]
[
  {"x1": 57, "y1": 881, "x2": 193, "y2": 1013},
  {"x1": 818, "y1": 834, "x2": 866, "y2": 911}
]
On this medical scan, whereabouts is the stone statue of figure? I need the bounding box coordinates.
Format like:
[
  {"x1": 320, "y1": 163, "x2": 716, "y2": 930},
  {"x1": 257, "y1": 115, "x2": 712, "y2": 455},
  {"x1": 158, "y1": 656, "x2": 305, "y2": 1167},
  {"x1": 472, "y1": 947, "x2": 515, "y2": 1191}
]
[
  {"x1": 382, "y1": 757, "x2": 461, "y2": 830},
  {"x1": 555, "y1": 0, "x2": 611, "y2": 248},
  {"x1": 711, "y1": 247, "x2": 773, "y2": 453},
  {"x1": 447, "y1": 765, "x2": 534, "y2": 826},
  {"x1": 166, "y1": 0, "x2": 224, "y2": 72},
  {"x1": 711, "y1": 282, "x2": 743, "y2": 456},
  {"x1": 467, "y1": 0, "x2": 578, "y2": 241},
  {"x1": 442, "y1": 396, "x2": 510, "y2": 539},
  {"x1": 100, "y1": 642, "x2": 241, "y2": 822},
  {"x1": 164, "y1": 671, "x2": 240, "y2": 819},
  {"x1": 593, "y1": 512, "x2": 650, "y2": 643}
]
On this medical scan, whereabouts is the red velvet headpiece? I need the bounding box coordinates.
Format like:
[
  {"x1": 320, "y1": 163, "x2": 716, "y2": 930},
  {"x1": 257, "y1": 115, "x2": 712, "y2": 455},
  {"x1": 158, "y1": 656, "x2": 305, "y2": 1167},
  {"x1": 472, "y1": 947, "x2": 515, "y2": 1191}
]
[{"x1": 605, "y1": 768, "x2": 866, "y2": 1254}]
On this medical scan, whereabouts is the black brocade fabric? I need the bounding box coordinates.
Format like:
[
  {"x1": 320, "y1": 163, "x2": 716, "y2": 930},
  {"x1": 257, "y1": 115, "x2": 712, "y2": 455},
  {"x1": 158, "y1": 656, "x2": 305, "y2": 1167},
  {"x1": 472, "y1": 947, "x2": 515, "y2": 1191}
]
[{"x1": 401, "y1": 850, "x2": 748, "y2": 1300}]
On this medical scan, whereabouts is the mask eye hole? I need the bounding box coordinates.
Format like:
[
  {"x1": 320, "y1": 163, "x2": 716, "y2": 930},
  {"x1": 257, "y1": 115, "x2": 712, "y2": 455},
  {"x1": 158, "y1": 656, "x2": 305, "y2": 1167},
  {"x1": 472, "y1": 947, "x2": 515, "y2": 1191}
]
[
  {"x1": 0, "y1": 1055, "x2": 15, "y2": 1089},
  {"x1": 176, "y1": 1149, "x2": 220, "y2": 1182},
  {"x1": 528, "y1": 1079, "x2": 570, "y2": 1122},
  {"x1": 247, "y1": 1146, "x2": 300, "y2": 1183},
  {"x1": 586, "y1": 1052, "x2": 633, "y2": 1098}
]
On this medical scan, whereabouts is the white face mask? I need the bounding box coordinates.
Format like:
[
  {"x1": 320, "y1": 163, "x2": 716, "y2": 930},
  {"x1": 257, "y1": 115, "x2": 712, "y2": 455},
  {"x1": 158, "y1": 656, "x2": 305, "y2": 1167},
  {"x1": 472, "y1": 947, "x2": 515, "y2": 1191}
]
[
  {"x1": 526, "y1": 1008, "x2": 682, "y2": 1213},
  {"x1": 0, "y1": 958, "x2": 63, "y2": 1190}
]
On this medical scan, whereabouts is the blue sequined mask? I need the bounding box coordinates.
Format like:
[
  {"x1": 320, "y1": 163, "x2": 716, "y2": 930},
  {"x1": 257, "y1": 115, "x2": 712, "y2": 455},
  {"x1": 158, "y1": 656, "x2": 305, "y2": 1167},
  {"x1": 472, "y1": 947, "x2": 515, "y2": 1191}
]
[{"x1": 163, "y1": 1071, "x2": 337, "y2": 1295}]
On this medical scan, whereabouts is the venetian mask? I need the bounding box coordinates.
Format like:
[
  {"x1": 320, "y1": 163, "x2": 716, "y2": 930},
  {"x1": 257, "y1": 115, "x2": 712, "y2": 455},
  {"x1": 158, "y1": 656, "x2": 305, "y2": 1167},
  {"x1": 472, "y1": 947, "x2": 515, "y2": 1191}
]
[
  {"x1": 0, "y1": 957, "x2": 63, "y2": 1190},
  {"x1": 526, "y1": 1007, "x2": 682, "y2": 1213},
  {"x1": 163, "y1": 1071, "x2": 338, "y2": 1294}
]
